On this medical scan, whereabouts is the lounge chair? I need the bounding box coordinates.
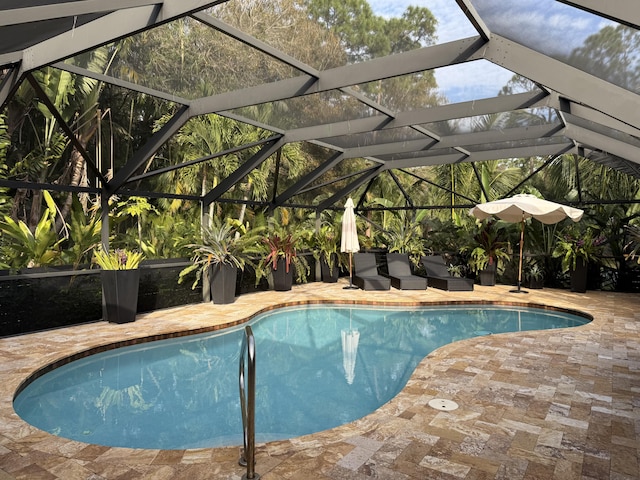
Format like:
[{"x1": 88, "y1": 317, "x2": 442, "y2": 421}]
[
  {"x1": 386, "y1": 253, "x2": 428, "y2": 290},
  {"x1": 353, "y1": 253, "x2": 391, "y2": 291},
  {"x1": 421, "y1": 255, "x2": 474, "y2": 291}
]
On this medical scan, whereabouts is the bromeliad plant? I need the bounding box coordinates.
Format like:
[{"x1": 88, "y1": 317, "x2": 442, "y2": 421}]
[
  {"x1": 264, "y1": 231, "x2": 296, "y2": 271},
  {"x1": 93, "y1": 247, "x2": 145, "y2": 270},
  {"x1": 179, "y1": 216, "x2": 263, "y2": 290},
  {"x1": 255, "y1": 217, "x2": 310, "y2": 286}
]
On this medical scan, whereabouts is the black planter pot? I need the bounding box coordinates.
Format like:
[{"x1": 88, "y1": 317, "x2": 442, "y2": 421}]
[
  {"x1": 320, "y1": 254, "x2": 339, "y2": 283},
  {"x1": 479, "y1": 265, "x2": 496, "y2": 286},
  {"x1": 101, "y1": 269, "x2": 140, "y2": 324},
  {"x1": 209, "y1": 263, "x2": 238, "y2": 304},
  {"x1": 272, "y1": 257, "x2": 293, "y2": 291},
  {"x1": 570, "y1": 258, "x2": 588, "y2": 293},
  {"x1": 527, "y1": 277, "x2": 544, "y2": 289}
]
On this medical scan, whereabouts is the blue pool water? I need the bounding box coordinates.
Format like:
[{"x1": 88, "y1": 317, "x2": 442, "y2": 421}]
[{"x1": 14, "y1": 304, "x2": 588, "y2": 449}]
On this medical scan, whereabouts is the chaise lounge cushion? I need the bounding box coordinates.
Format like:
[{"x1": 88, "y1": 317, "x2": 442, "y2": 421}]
[
  {"x1": 386, "y1": 253, "x2": 427, "y2": 290},
  {"x1": 421, "y1": 255, "x2": 474, "y2": 291},
  {"x1": 353, "y1": 253, "x2": 391, "y2": 291}
]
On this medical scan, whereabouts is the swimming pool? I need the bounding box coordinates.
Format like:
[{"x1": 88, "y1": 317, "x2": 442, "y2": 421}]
[{"x1": 14, "y1": 304, "x2": 589, "y2": 450}]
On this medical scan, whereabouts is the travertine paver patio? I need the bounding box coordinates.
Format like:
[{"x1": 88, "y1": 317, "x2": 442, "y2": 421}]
[{"x1": 0, "y1": 282, "x2": 638, "y2": 479}]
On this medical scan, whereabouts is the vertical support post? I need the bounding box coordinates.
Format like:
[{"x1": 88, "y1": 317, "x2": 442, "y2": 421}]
[
  {"x1": 239, "y1": 326, "x2": 259, "y2": 480},
  {"x1": 99, "y1": 191, "x2": 111, "y2": 322},
  {"x1": 315, "y1": 210, "x2": 321, "y2": 281},
  {"x1": 200, "y1": 199, "x2": 208, "y2": 236},
  {"x1": 510, "y1": 217, "x2": 528, "y2": 294},
  {"x1": 100, "y1": 191, "x2": 110, "y2": 251}
]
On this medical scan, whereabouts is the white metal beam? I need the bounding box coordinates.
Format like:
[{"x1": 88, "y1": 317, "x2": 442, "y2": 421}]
[
  {"x1": 191, "y1": 36, "x2": 486, "y2": 115},
  {"x1": 557, "y1": 0, "x2": 640, "y2": 29},
  {"x1": 19, "y1": 1, "x2": 224, "y2": 71},
  {"x1": 0, "y1": 0, "x2": 161, "y2": 26},
  {"x1": 284, "y1": 90, "x2": 549, "y2": 144},
  {"x1": 482, "y1": 33, "x2": 640, "y2": 133},
  {"x1": 385, "y1": 143, "x2": 574, "y2": 170},
  {"x1": 563, "y1": 123, "x2": 640, "y2": 164},
  {"x1": 455, "y1": 0, "x2": 491, "y2": 40}
]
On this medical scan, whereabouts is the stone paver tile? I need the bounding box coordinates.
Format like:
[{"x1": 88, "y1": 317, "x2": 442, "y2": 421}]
[{"x1": 1, "y1": 286, "x2": 639, "y2": 480}]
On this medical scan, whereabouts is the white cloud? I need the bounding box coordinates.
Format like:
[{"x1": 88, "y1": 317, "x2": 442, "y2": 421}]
[
  {"x1": 368, "y1": 0, "x2": 477, "y2": 44},
  {"x1": 472, "y1": 0, "x2": 615, "y2": 56},
  {"x1": 368, "y1": 1, "x2": 508, "y2": 102},
  {"x1": 367, "y1": 0, "x2": 615, "y2": 104},
  {"x1": 435, "y1": 61, "x2": 514, "y2": 103}
]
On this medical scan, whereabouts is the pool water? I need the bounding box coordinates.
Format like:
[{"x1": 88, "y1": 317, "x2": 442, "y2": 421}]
[{"x1": 14, "y1": 304, "x2": 588, "y2": 449}]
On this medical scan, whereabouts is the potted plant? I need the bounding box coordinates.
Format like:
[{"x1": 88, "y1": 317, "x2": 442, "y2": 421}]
[
  {"x1": 258, "y1": 224, "x2": 309, "y2": 291},
  {"x1": 179, "y1": 217, "x2": 262, "y2": 304},
  {"x1": 552, "y1": 225, "x2": 605, "y2": 292},
  {"x1": 523, "y1": 258, "x2": 545, "y2": 289},
  {"x1": 93, "y1": 247, "x2": 145, "y2": 323},
  {"x1": 313, "y1": 224, "x2": 343, "y2": 283},
  {"x1": 465, "y1": 220, "x2": 510, "y2": 286}
]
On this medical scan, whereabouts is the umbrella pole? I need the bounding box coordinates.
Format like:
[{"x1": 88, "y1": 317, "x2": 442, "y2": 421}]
[
  {"x1": 343, "y1": 251, "x2": 358, "y2": 289},
  {"x1": 510, "y1": 218, "x2": 527, "y2": 294}
]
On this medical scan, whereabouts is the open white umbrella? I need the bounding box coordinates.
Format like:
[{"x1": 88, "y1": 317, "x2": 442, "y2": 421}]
[
  {"x1": 470, "y1": 194, "x2": 584, "y2": 293},
  {"x1": 341, "y1": 197, "x2": 360, "y2": 290}
]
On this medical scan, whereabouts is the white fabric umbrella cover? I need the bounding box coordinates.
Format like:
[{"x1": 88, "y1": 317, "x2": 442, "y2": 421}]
[
  {"x1": 341, "y1": 329, "x2": 360, "y2": 385},
  {"x1": 470, "y1": 193, "x2": 583, "y2": 224},
  {"x1": 341, "y1": 197, "x2": 360, "y2": 289},
  {"x1": 470, "y1": 194, "x2": 583, "y2": 292}
]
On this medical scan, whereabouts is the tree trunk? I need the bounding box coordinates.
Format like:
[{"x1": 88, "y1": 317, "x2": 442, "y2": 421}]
[{"x1": 57, "y1": 127, "x2": 96, "y2": 230}]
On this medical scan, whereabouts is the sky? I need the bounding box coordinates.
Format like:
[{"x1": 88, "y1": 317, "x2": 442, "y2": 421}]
[{"x1": 367, "y1": 0, "x2": 614, "y2": 103}]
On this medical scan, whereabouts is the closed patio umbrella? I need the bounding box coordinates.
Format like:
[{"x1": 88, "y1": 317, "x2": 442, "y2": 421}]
[
  {"x1": 341, "y1": 308, "x2": 359, "y2": 384},
  {"x1": 470, "y1": 194, "x2": 583, "y2": 293},
  {"x1": 341, "y1": 328, "x2": 359, "y2": 385},
  {"x1": 341, "y1": 197, "x2": 360, "y2": 290}
]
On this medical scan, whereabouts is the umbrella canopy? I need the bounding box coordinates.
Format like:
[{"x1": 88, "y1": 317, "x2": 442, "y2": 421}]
[
  {"x1": 341, "y1": 198, "x2": 360, "y2": 289},
  {"x1": 341, "y1": 197, "x2": 360, "y2": 254},
  {"x1": 470, "y1": 194, "x2": 584, "y2": 292},
  {"x1": 470, "y1": 194, "x2": 583, "y2": 224}
]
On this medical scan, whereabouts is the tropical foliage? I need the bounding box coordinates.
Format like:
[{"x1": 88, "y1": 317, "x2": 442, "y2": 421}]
[
  {"x1": 0, "y1": 0, "x2": 639, "y2": 294},
  {"x1": 312, "y1": 223, "x2": 343, "y2": 273},
  {"x1": 465, "y1": 220, "x2": 511, "y2": 274},
  {"x1": 178, "y1": 217, "x2": 263, "y2": 290},
  {"x1": 93, "y1": 247, "x2": 145, "y2": 270},
  {"x1": 0, "y1": 190, "x2": 62, "y2": 269},
  {"x1": 255, "y1": 211, "x2": 311, "y2": 285},
  {"x1": 624, "y1": 225, "x2": 640, "y2": 264},
  {"x1": 552, "y1": 225, "x2": 606, "y2": 273}
]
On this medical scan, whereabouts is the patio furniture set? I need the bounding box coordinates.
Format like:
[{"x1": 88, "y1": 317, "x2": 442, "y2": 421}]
[{"x1": 352, "y1": 253, "x2": 474, "y2": 292}]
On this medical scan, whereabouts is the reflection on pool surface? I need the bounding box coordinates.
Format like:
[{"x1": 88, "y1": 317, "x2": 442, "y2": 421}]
[{"x1": 14, "y1": 304, "x2": 589, "y2": 449}]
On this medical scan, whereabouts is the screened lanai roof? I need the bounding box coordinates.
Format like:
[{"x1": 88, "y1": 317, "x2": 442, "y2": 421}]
[{"x1": 1, "y1": 0, "x2": 639, "y2": 210}]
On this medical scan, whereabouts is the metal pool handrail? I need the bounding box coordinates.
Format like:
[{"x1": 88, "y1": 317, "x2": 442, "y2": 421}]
[{"x1": 238, "y1": 325, "x2": 259, "y2": 480}]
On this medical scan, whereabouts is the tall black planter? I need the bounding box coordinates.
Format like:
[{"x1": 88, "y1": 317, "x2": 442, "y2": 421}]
[
  {"x1": 320, "y1": 254, "x2": 339, "y2": 283},
  {"x1": 479, "y1": 264, "x2": 496, "y2": 286},
  {"x1": 570, "y1": 258, "x2": 588, "y2": 293},
  {"x1": 210, "y1": 263, "x2": 238, "y2": 304},
  {"x1": 101, "y1": 269, "x2": 140, "y2": 324},
  {"x1": 272, "y1": 257, "x2": 293, "y2": 291}
]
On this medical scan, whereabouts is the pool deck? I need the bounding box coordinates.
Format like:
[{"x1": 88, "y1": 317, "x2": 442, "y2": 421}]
[{"x1": 0, "y1": 282, "x2": 639, "y2": 479}]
